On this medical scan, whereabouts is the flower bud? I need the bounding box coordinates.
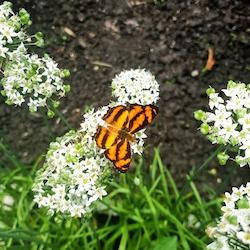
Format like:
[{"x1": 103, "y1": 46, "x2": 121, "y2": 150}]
[
  {"x1": 206, "y1": 87, "x2": 215, "y2": 96},
  {"x1": 217, "y1": 152, "x2": 229, "y2": 165},
  {"x1": 236, "y1": 197, "x2": 250, "y2": 209},
  {"x1": 52, "y1": 100, "x2": 60, "y2": 108},
  {"x1": 226, "y1": 215, "x2": 238, "y2": 225},
  {"x1": 19, "y1": 8, "x2": 31, "y2": 26},
  {"x1": 64, "y1": 84, "x2": 71, "y2": 93},
  {"x1": 47, "y1": 110, "x2": 55, "y2": 118},
  {"x1": 194, "y1": 110, "x2": 206, "y2": 121},
  {"x1": 61, "y1": 69, "x2": 70, "y2": 78},
  {"x1": 200, "y1": 123, "x2": 210, "y2": 135},
  {"x1": 35, "y1": 38, "x2": 45, "y2": 48},
  {"x1": 34, "y1": 32, "x2": 44, "y2": 39}
]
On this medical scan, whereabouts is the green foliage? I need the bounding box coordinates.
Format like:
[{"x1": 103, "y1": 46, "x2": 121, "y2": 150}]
[
  {"x1": 0, "y1": 149, "x2": 222, "y2": 250},
  {"x1": 152, "y1": 236, "x2": 177, "y2": 250}
]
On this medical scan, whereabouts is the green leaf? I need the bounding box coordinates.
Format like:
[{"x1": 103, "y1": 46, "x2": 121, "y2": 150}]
[
  {"x1": 8, "y1": 246, "x2": 32, "y2": 250},
  {"x1": 152, "y1": 236, "x2": 177, "y2": 250}
]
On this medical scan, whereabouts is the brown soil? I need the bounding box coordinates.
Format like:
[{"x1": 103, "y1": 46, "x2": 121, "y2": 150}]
[{"x1": 1, "y1": 0, "x2": 250, "y2": 188}]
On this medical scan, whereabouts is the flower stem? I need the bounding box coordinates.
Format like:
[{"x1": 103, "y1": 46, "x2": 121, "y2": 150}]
[
  {"x1": 42, "y1": 112, "x2": 54, "y2": 140},
  {"x1": 48, "y1": 100, "x2": 73, "y2": 130},
  {"x1": 0, "y1": 138, "x2": 22, "y2": 168},
  {"x1": 88, "y1": 220, "x2": 101, "y2": 250},
  {"x1": 53, "y1": 106, "x2": 73, "y2": 130},
  {"x1": 176, "y1": 144, "x2": 225, "y2": 205}
]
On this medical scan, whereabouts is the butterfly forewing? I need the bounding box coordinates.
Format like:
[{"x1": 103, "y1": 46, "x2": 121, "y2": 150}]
[
  {"x1": 95, "y1": 105, "x2": 129, "y2": 149},
  {"x1": 127, "y1": 105, "x2": 144, "y2": 122},
  {"x1": 144, "y1": 105, "x2": 158, "y2": 123},
  {"x1": 128, "y1": 104, "x2": 158, "y2": 134},
  {"x1": 95, "y1": 126, "x2": 118, "y2": 149}
]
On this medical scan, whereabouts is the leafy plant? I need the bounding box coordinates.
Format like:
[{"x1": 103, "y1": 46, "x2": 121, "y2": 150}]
[{"x1": 0, "y1": 149, "x2": 222, "y2": 250}]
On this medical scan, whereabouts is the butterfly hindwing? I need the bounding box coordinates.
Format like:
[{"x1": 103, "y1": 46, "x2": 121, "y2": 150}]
[
  {"x1": 95, "y1": 126, "x2": 118, "y2": 149},
  {"x1": 128, "y1": 104, "x2": 158, "y2": 134},
  {"x1": 105, "y1": 138, "x2": 131, "y2": 173}
]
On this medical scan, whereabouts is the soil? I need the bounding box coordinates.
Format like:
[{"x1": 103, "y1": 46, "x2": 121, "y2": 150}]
[{"x1": 1, "y1": 0, "x2": 250, "y2": 189}]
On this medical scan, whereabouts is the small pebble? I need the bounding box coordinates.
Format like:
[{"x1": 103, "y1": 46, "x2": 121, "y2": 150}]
[
  {"x1": 191, "y1": 70, "x2": 199, "y2": 77},
  {"x1": 217, "y1": 178, "x2": 222, "y2": 184}
]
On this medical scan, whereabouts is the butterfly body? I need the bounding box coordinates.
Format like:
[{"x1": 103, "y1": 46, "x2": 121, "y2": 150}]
[
  {"x1": 95, "y1": 104, "x2": 158, "y2": 172},
  {"x1": 118, "y1": 128, "x2": 134, "y2": 142}
]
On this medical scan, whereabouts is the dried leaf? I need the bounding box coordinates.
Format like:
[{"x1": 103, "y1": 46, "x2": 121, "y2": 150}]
[{"x1": 205, "y1": 47, "x2": 216, "y2": 71}]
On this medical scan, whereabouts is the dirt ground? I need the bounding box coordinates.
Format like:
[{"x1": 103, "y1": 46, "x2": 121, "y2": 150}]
[{"x1": 1, "y1": 0, "x2": 250, "y2": 188}]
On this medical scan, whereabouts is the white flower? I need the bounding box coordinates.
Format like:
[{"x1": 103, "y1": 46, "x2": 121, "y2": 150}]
[
  {"x1": 226, "y1": 95, "x2": 245, "y2": 111},
  {"x1": 238, "y1": 113, "x2": 250, "y2": 129},
  {"x1": 1, "y1": 194, "x2": 14, "y2": 211},
  {"x1": 196, "y1": 81, "x2": 250, "y2": 167},
  {"x1": 7, "y1": 42, "x2": 26, "y2": 60},
  {"x1": 217, "y1": 119, "x2": 238, "y2": 142},
  {"x1": 187, "y1": 214, "x2": 201, "y2": 229},
  {"x1": 1, "y1": 45, "x2": 69, "y2": 112},
  {"x1": 0, "y1": 22, "x2": 18, "y2": 43},
  {"x1": 0, "y1": 2, "x2": 67, "y2": 114},
  {"x1": 81, "y1": 106, "x2": 109, "y2": 139},
  {"x1": 0, "y1": 43, "x2": 8, "y2": 57},
  {"x1": 207, "y1": 236, "x2": 231, "y2": 250},
  {"x1": 207, "y1": 183, "x2": 250, "y2": 249},
  {"x1": 0, "y1": 2, "x2": 13, "y2": 18},
  {"x1": 209, "y1": 93, "x2": 224, "y2": 109},
  {"x1": 111, "y1": 69, "x2": 159, "y2": 105},
  {"x1": 0, "y1": 2, "x2": 27, "y2": 53},
  {"x1": 240, "y1": 141, "x2": 250, "y2": 158},
  {"x1": 222, "y1": 82, "x2": 246, "y2": 98},
  {"x1": 33, "y1": 130, "x2": 111, "y2": 218},
  {"x1": 213, "y1": 105, "x2": 232, "y2": 128},
  {"x1": 237, "y1": 232, "x2": 250, "y2": 245},
  {"x1": 134, "y1": 177, "x2": 140, "y2": 186}
]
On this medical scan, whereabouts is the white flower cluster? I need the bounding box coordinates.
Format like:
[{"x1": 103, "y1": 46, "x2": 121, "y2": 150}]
[
  {"x1": 0, "y1": 1, "x2": 30, "y2": 58},
  {"x1": 33, "y1": 130, "x2": 111, "y2": 218},
  {"x1": 195, "y1": 81, "x2": 250, "y2": 167},
  {"x1": 33, "y1": 69, "x2": 159, "y2": 217},
  {"x1": 207, "y1": 183, "x2": 250, "y2": 250},
  {"x1": 0, "y1": 2, "x2": 69, "y2": 114},
  {"x1": 111, "y1": 69, "x2": 159, "y2": 105},
  {"x1": 1, "y1": 44, "x2": 70, "y2": 112}
]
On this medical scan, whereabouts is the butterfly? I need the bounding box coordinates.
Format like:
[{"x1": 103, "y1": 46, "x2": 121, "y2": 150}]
[{"x1": 94, "y1": 104, "x2": 158, "y2": 172}]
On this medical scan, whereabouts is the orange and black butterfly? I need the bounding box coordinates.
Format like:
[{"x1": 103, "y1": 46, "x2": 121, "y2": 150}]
[{"x1": 94, "y1": 104, "x2": 158, "y2": 173}]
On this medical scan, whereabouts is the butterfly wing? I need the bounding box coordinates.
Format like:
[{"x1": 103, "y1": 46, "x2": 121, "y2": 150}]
[
  {"x1": 105, "y1": 138, "x2": 131, "y2": 173},
  {"x1": 95, "y1": 105, "x2": 128, "y2": 149},
  {"x1": 95, "y1": 104, "x2": 158, "y2": 172},
  {"x1": 128, "y1": 104, "x2": 158, "y2": 134}
]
